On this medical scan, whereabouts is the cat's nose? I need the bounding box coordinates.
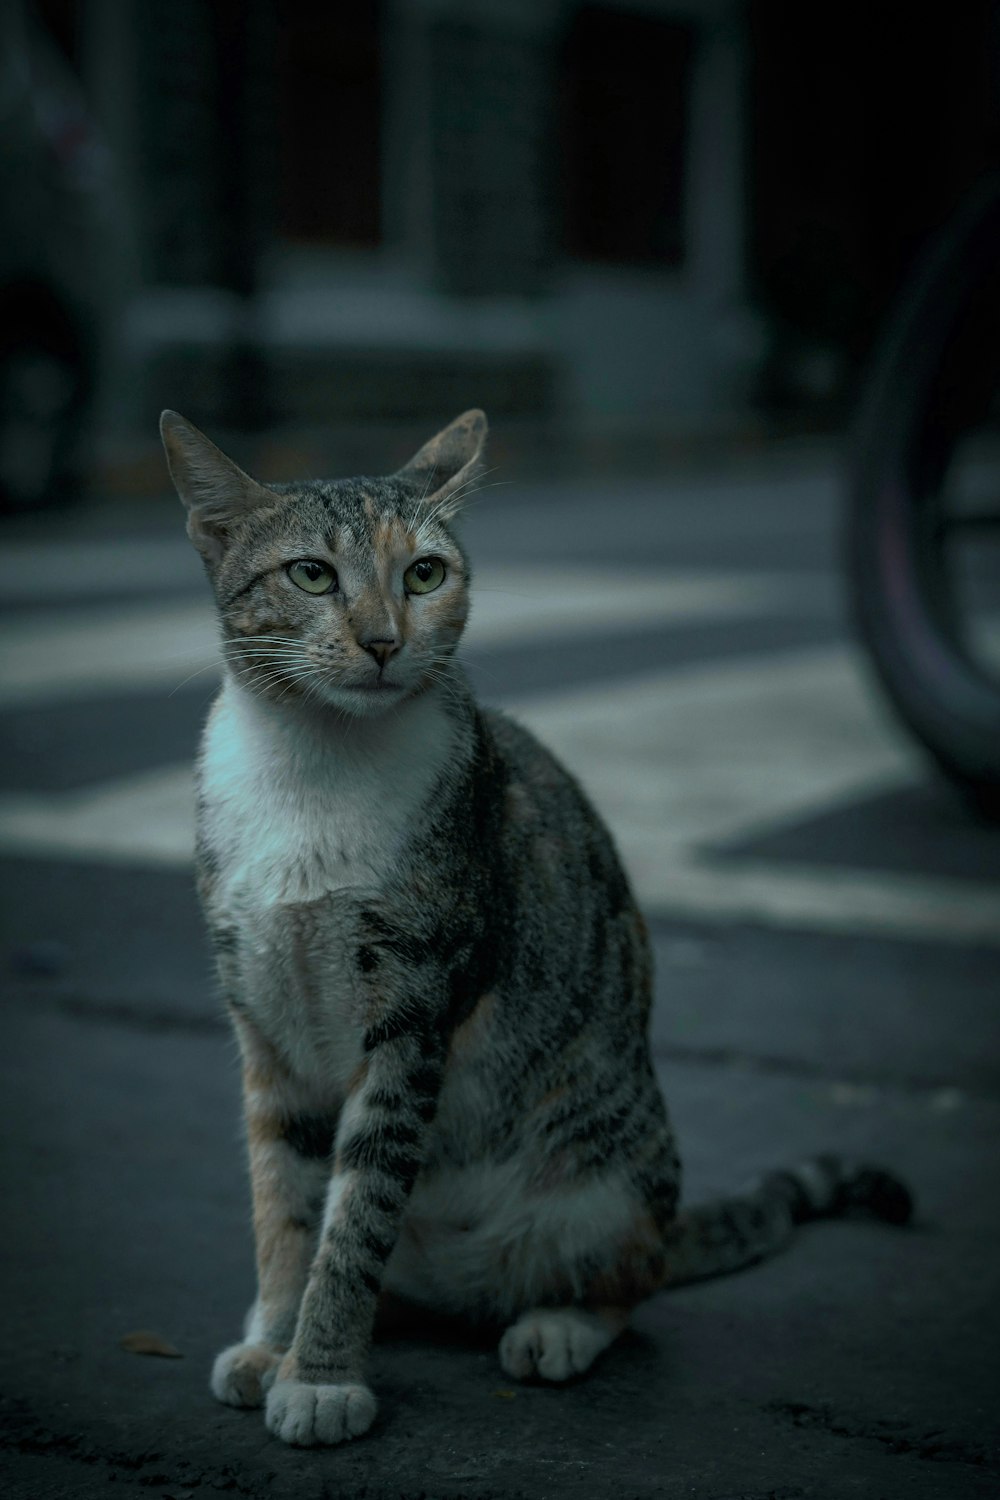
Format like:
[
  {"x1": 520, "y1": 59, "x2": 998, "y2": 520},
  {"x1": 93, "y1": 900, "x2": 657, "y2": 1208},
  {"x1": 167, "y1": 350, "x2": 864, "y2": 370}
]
[{"x1": 360, "y1": 637, "x2": 400, "y2": 670}]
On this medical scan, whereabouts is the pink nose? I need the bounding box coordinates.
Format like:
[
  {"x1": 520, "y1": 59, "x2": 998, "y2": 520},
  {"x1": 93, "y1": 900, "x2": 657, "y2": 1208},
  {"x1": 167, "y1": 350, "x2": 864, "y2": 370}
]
[{"x1": 361, "y1": 638, "x2": 400, "y2": 670}]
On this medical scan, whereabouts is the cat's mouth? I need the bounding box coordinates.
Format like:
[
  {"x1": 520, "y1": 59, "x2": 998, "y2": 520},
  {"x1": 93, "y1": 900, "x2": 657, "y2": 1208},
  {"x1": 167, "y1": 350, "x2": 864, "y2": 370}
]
[
  {"x1": 311, "y1": 670, "x2": 411, "y2": 716},
  {"x1": 341, "y1": 679, "x2": 404, "y2": 694}
]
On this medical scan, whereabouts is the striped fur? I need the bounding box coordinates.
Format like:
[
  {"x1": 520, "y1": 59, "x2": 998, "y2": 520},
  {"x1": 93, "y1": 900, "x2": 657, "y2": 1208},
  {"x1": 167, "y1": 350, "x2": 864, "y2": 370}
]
[{"x1": 162, "y1": 409, "x2": 913, "y2": 1448}]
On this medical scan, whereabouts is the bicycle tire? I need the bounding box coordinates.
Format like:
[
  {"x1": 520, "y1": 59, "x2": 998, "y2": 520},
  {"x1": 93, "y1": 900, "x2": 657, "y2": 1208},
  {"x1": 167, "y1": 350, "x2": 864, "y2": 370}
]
[{"x1": 847, "y1": 176, "x2": 1000, "y2": 815}]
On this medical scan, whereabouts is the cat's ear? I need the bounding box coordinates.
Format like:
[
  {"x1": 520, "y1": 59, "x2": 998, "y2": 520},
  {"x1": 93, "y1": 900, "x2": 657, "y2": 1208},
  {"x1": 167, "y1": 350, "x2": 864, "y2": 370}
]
[
  {"x1": 395, "y1": 408, "x2": 488, "y2": 519},
  {"x1": 160, "y1": 410, "x2": 278, "y2": 564}
]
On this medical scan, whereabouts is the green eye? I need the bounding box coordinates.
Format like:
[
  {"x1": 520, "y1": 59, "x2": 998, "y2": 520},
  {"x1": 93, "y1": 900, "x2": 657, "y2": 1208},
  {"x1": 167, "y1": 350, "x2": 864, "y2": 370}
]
[
  {"x1": 404, "y1": 557, "x2": 446, "y2": 595},
  {"x1": 288, "y1": 559, "x2": 337, "y2": 594}
]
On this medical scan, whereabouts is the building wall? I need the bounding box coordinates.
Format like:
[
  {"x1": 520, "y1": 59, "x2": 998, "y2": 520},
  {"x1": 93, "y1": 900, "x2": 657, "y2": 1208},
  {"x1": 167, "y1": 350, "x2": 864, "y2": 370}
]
[{"x1": 76, "y1": 0, "x2": 761, "y2": 434}]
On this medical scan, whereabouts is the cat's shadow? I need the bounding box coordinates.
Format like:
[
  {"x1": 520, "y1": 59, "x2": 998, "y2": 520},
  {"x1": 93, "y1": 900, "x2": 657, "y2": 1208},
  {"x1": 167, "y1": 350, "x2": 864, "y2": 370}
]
[
  {"x1": 373, "y1": 1292, "x2": 667, "y2": 1390},
  {"x1": 374, "y1": 1292, "x2": 497, "y2": 1352}
]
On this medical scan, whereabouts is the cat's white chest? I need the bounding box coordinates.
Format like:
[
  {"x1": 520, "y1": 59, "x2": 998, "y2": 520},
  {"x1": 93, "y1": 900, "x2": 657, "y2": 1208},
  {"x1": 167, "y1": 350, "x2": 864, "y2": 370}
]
[
  {"x1": 197, "y1": 683, "x2": 456, "y2": 1085},
  {"x1": 201, "y1": 682, "x2": 454, "y2": 912}
]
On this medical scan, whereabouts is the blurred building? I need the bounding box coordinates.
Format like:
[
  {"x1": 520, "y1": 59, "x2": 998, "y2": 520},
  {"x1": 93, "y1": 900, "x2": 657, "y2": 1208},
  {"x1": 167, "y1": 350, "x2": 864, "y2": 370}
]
[{"x1": 27, "y1": 0, "x2": 1000, "y2": 447}]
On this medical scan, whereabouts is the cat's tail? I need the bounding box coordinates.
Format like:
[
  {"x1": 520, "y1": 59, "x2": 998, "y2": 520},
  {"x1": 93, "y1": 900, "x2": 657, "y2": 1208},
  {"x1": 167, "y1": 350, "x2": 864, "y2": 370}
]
[{"x1": 659, "y1": 1154, "x2": 913, "y2": 1288}]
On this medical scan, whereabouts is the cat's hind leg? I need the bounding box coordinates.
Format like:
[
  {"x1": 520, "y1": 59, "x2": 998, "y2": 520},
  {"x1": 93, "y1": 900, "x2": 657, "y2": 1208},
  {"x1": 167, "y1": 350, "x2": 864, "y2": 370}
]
[
  {"x1": 492, "y1": 1177, "x2": 672, "y2": 1383},
  {"x1": 499, "y1": 1306, "x2": 629, "y2": 1382}
]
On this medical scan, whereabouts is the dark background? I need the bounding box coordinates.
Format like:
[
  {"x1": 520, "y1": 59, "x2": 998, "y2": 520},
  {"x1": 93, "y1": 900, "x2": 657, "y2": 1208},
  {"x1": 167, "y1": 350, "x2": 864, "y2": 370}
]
[{"x1": 4, "y1": 0, "x2": 1000, "y2": 496}]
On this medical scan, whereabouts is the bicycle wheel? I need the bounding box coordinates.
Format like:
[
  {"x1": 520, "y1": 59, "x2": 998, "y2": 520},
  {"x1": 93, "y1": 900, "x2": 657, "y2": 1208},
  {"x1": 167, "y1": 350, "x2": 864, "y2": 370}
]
[{"x1": 847, "y1": 177, "x2": 1000, "y2": 816}]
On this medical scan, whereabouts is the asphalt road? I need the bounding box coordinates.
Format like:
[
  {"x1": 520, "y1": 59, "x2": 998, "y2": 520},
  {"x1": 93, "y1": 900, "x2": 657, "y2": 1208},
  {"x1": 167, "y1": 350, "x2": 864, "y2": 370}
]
[{"x1": 2, "y1": 444, "x2": 999, "y2": 1499}]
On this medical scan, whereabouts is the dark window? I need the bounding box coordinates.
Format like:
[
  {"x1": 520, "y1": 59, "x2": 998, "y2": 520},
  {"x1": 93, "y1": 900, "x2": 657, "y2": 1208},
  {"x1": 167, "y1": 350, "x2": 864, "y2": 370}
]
[
  {"x1": 428, "y1": 17, "x2": 553, "y2": 294},
  {"x1": 748, "y1": 0, "x2": 1000, "y2": 366},
  {"x1": 561, "y1": 5, "x2": 695, "y2": 266},
  {"x1": 276, "y1": 3, "x2": 382, "y2": 246}
]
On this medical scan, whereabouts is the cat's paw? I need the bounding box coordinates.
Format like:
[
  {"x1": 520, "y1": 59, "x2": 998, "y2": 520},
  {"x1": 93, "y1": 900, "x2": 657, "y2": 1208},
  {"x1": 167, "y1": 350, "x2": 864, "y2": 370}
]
[
  {"x1": 210, "y1": 1342, "x2": 282, "y2": 1408},
  {"x1": 265, "y1": 1379, "x2": 377, "y2": 1446},
  {"x1": 499, "y1": 1308, "x2": 613, "y2": 1382}
]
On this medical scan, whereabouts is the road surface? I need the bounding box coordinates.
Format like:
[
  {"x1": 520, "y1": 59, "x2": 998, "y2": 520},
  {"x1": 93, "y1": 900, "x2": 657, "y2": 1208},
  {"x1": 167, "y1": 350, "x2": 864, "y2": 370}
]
[{"x1": 2, "y1": 445, "x2": 998, "y2": 1498}]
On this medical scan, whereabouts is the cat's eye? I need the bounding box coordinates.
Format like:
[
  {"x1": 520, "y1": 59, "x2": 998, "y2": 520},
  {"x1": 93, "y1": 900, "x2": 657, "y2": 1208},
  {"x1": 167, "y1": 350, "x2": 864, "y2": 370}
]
[
  {"x1": 288, "y1": 559, "x2": 337, "y2": 595},
  {"x1": 404, "y1": 556, "x2": 446, "y2": 595}
]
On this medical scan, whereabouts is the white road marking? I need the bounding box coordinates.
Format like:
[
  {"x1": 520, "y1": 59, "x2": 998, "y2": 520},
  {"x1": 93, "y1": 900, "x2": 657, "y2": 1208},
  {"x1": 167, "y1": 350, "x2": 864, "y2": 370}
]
[
  {"x1": 0, "y1": 568, "x2": 821, "y2": 706},
  {"x1": 464, "y1": 568, "x2": 825, "y2": 647},
  {"x1": 515, "y1": 644, "x2": 1000, "y2": 942},
  {"x1": 2, "y1": 635, "x2": 998, "y2": 944},
  {"x1": 0, "y1": 762, "x2": 195, "y2": 864},
  {"x1": 0, "y1": 601, "x2": 220, "y2": 706},
  {"x1": 0, "y1": 536, "x2": 199, "y2": 602},
  {"x1": 517, "y1": 644, "x2": 908, "y2": 854}
]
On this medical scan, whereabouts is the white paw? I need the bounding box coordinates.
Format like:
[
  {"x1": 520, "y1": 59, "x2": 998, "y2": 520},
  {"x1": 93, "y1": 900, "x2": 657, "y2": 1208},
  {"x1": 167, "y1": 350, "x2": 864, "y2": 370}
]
[
  {"x1": 499, "y1": 1308, "x2": 613, "y2": 1383},
  {"x1": 211, "y1": 1342, "x2": 282, "y2": 1408},
  {"x1": 265, "y1": 1379, "x2": 377, "y2": 1446}
]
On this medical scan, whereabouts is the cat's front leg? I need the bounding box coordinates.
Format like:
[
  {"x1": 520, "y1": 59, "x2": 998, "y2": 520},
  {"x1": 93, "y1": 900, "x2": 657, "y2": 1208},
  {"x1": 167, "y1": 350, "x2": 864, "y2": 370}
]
[
  {"x1": 213, "y1": 1016, "x2": 333, "y2": 1410},
  {"x1": 265, "y1": 1019, "x2": 443, "y2": 1447}
]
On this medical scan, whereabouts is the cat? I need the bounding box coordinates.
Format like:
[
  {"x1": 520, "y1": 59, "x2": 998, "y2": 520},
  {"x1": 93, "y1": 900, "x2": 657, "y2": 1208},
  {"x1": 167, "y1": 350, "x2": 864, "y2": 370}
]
[{"x1": 160, "y1": 407, "x2": 913, "y2": 1449}]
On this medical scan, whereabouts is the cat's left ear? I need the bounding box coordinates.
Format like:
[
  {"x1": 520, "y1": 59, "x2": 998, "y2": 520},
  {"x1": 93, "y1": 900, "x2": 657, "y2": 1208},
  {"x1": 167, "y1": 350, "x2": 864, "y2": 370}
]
[
  {"x1": 160, "y1": 410, "x2": 279, "y2": 565},
  {"x1": 395, "y1": 408, "x2": 488, "y2": 520}
]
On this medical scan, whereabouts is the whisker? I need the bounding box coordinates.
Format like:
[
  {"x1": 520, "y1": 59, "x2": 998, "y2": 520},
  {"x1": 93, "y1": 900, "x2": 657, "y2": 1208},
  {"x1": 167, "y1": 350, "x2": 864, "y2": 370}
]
[
  {"x1": 438, "y1": 468, "x2": 503, "y2": 511},
  {"x1": 224, "y1": 652, "x2": 314, "y2": 665},
  {"x1": 453, "y1": 650, "x2": 503, "y2": 685},
  {"x1": 223, "y1": 639, "x2": 308, "y2": 648},
  {"x1": 413, "y1": 467, "x2": 503, "y2": 537},
  {"x1": 168, "y1": 646, "x2": 323, "y2": 698},
  {"x1": 223, "y1": 646, "x2": 312, "y2": 657},
  {"x1": 419, "y1": 664, "x2": 469, "y2": 710},
  {"x1": 228, "y1": 670, "x2": 308, "y2": 687},
  {"x1": 231, "y1": 660, "x2": 315, "y2": 689},
  {"x1": 406, "y1": 458, "x2": 444, "y2": 531},
  {"x1": 239, "y1": 663, "x2": 318, "y2": 688},
  {"x1": 168, "y1": 660, "x2": 229, "y2": 696}
]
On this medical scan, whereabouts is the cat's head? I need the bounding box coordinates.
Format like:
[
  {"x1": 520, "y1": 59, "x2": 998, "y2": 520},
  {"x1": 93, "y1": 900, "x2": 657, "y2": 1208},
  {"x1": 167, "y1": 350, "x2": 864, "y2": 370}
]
[{"x1": 160, "y1": 409, "x2": 487, "y2": 718}]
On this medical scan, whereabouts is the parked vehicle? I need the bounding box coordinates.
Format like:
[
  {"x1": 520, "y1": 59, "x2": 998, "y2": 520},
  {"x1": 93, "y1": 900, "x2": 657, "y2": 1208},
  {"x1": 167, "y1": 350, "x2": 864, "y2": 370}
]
[
  {"x1": 0, "y1": 3, "x2": 114, "y2": 513},
  {"x1": 848, "y1": 178, "x2": 1000, "y2": 816}
]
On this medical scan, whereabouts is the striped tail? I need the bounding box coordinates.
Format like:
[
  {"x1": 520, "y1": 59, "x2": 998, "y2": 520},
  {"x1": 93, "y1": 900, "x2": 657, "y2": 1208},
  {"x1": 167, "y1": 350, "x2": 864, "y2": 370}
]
[{"x1": 660, "y1": 1154, "x2": 914, "y2": 1288}]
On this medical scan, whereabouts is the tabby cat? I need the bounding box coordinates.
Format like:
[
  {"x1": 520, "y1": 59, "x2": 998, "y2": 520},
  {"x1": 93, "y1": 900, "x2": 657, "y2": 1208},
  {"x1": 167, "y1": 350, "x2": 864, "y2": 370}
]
[{"x1": 160, "y1": 408, "x2": 912, "y2": 1449}]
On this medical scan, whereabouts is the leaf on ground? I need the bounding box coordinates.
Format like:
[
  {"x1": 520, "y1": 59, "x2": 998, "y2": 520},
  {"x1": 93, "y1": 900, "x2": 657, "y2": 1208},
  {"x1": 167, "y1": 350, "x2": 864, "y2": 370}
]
[{"x1": 119, "y1": 1329, "x2": 182, "y2": 1358}]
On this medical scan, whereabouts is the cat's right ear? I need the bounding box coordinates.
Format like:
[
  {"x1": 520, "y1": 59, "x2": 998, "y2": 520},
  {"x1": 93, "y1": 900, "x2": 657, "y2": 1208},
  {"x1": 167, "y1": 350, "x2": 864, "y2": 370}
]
[
  {"x1": 395, "y1": 408, "x2": 488, "y2": 520},
  {"x1": 160, "y1": 410, "x2": 277, "y2": 565}
]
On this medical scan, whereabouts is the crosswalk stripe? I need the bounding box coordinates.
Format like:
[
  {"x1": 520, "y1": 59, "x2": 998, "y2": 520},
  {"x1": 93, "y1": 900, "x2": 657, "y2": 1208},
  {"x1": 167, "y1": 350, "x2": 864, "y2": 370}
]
[
  {"x1": 2, "y1": 639, "x2": 997, "y2": 945},
  {"x1": 0, "y1": 568, "x2": 825, "y2": 707}
]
